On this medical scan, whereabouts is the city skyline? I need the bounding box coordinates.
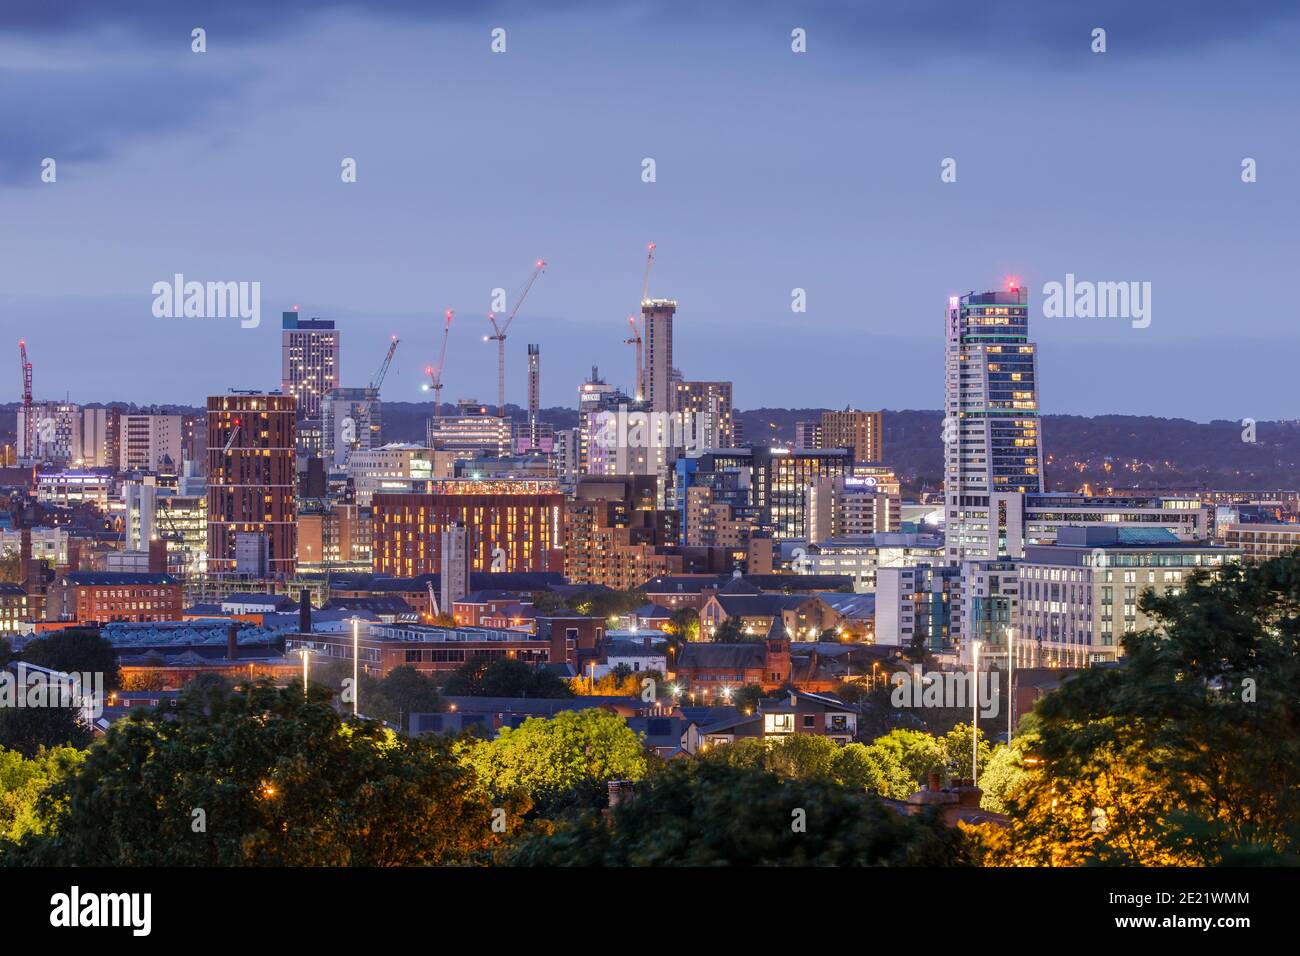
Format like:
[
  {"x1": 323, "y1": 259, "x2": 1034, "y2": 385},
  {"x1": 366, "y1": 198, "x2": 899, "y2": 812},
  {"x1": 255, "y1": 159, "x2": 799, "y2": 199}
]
[{"x1": 2, "y1": 2, "x2": 1298, "y2": 418}]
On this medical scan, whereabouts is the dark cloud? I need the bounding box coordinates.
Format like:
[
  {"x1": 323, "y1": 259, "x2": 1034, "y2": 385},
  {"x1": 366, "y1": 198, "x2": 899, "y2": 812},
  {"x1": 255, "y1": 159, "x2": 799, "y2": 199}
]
[
  {"x1": 6, "y1": 0, "x2": 1299, "y2": 53},
  {"x1": 0, "y1": 66, "x2": 244, "y2": 185}
]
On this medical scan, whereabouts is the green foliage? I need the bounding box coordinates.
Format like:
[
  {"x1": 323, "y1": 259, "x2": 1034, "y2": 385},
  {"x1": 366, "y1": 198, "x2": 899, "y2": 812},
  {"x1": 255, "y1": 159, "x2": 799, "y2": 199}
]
[
  {"x1": 730, "y1": 683, "x2": 766, "y2": 713},
  {"x1": 504, "y1": 759, "x2": 975, "y2": 866},
  {"x1": 442, "y1": 657, "x2": 574, "y2": 699},
  {"x1": 994, "y1": 555, "x2": 1300, "y2": 865},
  {"x1": 938, "y1": 723, "x2": 993, "y2": 781},
  {"x1": 566, "y1": 588, "x2": 645, "y2": 619},
  {"x1": 17, "y1": 629, "x2": 121, "y2": 691},
  {"x1": 355, "y1": 666, "x2": 443, "y2": 734},
  {"x1": 10, "y1": 681, "x2": 505, "y2": 866},
  {"x1": 0, "y1": 706, "x2": 93, "y2": 758},
  {"x1": 977, "y1": 742, "x2": 1029, "y2": 815},
  {"x1": 666, "y1": 607, "x2": 700, "y2": 641},
  {"x1": 870, "y1": 728, "x2": 946, "y2": 788},
  {"x1": 0, "y1": 745, "x2": 84, "y2": 844},
  {"x1": 702, "y1": 735, "x2": 915, "y2": 800},
  {"x1": 461, "y1": 708, "x2": 646, "y2": 817},
  {"x1": 712, "y1": 617, "x2": 756, "y2": 643}
]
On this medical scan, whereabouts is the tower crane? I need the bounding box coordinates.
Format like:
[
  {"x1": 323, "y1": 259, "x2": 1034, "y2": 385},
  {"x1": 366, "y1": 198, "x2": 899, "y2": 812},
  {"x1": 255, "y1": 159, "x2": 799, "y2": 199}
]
[
  {"x1": 17, "y1": 340, "x2": 33, "y2": 457},
  {"x1": 624, "y1": 243, "x2": 655, "y2": 402},
  {"x1": 486, "y1": 259, "x2": 546, "y2": 417},
  {"x1": 368, "y1": 335, "x2": 399, "y2": 396},
  {"x1": 623, "y1": 316, "x2": 643, "y2": 402},
  {"x1": 425, "y1": 310, "x2": 454, "y2": 421}
]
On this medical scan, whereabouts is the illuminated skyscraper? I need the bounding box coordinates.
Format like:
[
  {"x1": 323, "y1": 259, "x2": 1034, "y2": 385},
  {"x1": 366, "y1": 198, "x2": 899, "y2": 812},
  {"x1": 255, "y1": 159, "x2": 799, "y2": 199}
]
[
  {"x1": 280, "y1": 312, "x2": 339, "y2": 423},
  {"x1": 943, "y1": 284, "x2": 1043, "y2": 563},
  {"x1": 641, "y1": 299, "x2": 677, "y2": 414},
  {"x1": 206, "y1": 392, "x2": 297, "y2": 577}
]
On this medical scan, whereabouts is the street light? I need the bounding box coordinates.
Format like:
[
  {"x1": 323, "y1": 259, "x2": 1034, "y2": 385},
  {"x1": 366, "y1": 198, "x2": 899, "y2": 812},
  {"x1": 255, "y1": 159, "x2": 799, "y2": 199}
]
[
  {"x1": 971, "y1": 640, "x2": 982, "y2": 782},
  {"x1": 1006, "y1": 625, "x2": 1015, "y2": 745},
  {"x1": 299, "y1": 647, "x2": 311, "y2": 699},
  {"x1": 352, "y1": 616, "x2": 360, "y2": 717}
]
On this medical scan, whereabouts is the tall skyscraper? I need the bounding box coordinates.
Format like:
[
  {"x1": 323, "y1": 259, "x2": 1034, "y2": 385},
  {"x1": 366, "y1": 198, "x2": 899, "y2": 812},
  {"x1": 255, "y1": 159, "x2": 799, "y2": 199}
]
[
  {"x1": 280, "y1": 312, "x2": 340, "y2": 423},
  {"x1": 206, "y1": 392, "x2": 297, "y2": 577},
  {"x1": 527, "y1": 343, "x2": 541, "y2": 449},
  {"x1": 943, "y1": 285, "x2": 1043, "y2": 563},
  {"x1": 641, "y1": 299, "x2": 677, "y2": 414},
  {"x1": 819, "y1": 408, "x2": 882, "y2": 464}
]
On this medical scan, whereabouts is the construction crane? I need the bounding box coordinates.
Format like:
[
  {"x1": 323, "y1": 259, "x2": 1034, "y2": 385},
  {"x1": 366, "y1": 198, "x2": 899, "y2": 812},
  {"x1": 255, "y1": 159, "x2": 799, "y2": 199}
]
[
  {"x1": 425, "y1": 310, "x2": 454, "y2": 421},
  {"x1": 222, "y1": 418, "x2": 241, "y2": 454},
  {"x1": 17, "y1": 340, "x2": 32, "y2": 458},
  {"x1": 623, "y1": 316, "x2": 643, "y2": 402},
  {"x1": 368, "y1": 335, "x2": 399, "y2": 396},
  {"x1": 641, "y1": 241, "x2": 656, "y2": 305},
  {"x1": 486, "y1": 259, "x2": 546, "y2": 417},
  {"x1": 623, "y1": 243, "x2": 655, "y2": 402}
]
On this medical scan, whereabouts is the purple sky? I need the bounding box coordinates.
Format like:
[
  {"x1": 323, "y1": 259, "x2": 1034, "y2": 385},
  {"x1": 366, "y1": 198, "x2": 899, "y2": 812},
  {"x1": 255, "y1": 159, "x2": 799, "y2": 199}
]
[{"x1": 1, "y1": 1, "x2": 1298, "y2": 420}]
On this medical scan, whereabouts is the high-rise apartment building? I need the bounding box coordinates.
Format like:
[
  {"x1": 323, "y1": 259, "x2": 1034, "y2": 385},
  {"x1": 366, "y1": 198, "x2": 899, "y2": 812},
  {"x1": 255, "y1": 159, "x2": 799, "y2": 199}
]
[
  {"x1": 642, "y1": 299, "x2": 677, "y2": 414},
  {"x1": 206, "y1": 392, "x2": 297, "y2": 577},
  {"x1": 678, "y1": 446, "x2": 854, "y2": 542},
  {"x1": 371, "y1": 480, "x2": 564, "y2": 577},
  {"x1": 119, "y1": 413, "x2": 183, "y2": 472},
  {"x1": 819, "y1": 408, "x2": 882, "y2": 464},
  {"x1": 280, "y1": 312, "x2": 340, "y2": 423},
  {"x1": 944, "y1": 286, "x2": 1043, "y2": 563},
  {"x1": 676, "y1": 380, "x2": 735, "y2": 448}
]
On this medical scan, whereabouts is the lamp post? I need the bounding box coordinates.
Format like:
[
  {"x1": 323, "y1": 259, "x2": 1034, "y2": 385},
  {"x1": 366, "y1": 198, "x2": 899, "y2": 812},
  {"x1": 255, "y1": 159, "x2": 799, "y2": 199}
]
[
  {"x1": 1006, "y1": 625, "x2": 1015, "y2": 745},
  {"x1": 300, "y1": 647, "x2": 310, "y2": 699},
  {"x1": 352, "y1": 616, "x2": 360, "y2": 717},
  {"x1": 971, "y1": 640, "x2": 982, "y2": 782}
]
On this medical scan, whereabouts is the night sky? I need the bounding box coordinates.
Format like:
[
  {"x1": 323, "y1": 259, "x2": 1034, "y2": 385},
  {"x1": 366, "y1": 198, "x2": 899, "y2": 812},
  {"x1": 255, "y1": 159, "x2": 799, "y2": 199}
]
[{"x1": 1, "y1": 1, "x2": 1296, "y2": 419}]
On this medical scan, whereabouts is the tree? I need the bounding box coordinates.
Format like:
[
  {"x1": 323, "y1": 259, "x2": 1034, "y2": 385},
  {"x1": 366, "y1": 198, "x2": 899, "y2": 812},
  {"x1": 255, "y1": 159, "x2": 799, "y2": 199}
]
[
  {"x1": 977, "y1": 742, "x2": 1029, "y2": 815},
  {"x1": 0, "y1": 550, "x2": 21, "y2": 585},
  {"x1": 442, "y1": 658, "x2": 574, "y2": 699},
  {"x1": 0, "y1": 745, "x2": 84, "y2": 845},
  {"x1": 711, "y1": 617, "x2": 754, "y2": 643},
  {"x1": 461, "y1": 708, "x2": 646, "y2": 818},
  {"x1": 504, "y1": 759, "x2": 975, "y2": 866},
  {"x1": 833, "y1": 742, "x2": 915, "y2": 799},
  {"x1": 11, "y1": 681, "x2": 509, "y2": 866},
  {"x1": 121, "y1": 671, "x2": 166, "y2": 692},
  {"x1": 989, "y1": 555, "x2": 1300, "y2": 865},
  {"x1": 0, "y1": 702, "x2": 94, "y2": 758},
  {"x1": 701, "y1": 736, "x2": 914, "y2": 799},
  {"x1": 367, "y1": 666, "x2": 443, "y2": 734},
  {"x1": 18, "y1": 629, "x2": 121, "y2": 691},
  {"x1": 665, "y1": 607, "x2": 700, "y2": 642},
  {"x1": 869, "y1": 728, "x2": 946, "y2": 790},
  {"x1": 939, "y1": 723, "x2": 993, "y2": 781}
]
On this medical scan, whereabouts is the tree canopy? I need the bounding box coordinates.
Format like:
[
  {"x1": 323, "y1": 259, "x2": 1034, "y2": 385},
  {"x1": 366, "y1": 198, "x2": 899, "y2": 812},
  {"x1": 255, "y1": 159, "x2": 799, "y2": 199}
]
[
  {"x1": 982, "y1": 555, "x2": 1300, "y2": 865},
  {"x1": 10, "y1": 681, "x2": 506, "y2": 866}
]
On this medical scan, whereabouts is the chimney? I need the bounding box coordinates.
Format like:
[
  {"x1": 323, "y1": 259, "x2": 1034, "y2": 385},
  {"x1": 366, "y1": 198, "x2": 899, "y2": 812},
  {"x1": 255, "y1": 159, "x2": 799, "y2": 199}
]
[
  {"x1": 299, "y1": 589, "x2": 311, "y2": 634},
  {"x1": 148, "y1": 538, "x2": 168, "y2": 574},
  {"x1": 607, "y1": 779, "x2": 636, "y2": 809},
  {"x1": 643, "y1": 636, "x2": 652, "y2": 650},
  {"x1": 227, "y1": 623, "x2": 239, "y2": 661},
  {"x1": 67, "y1": 539, "x2": 82, "y2": 573},
  {"x1": 927, "y1": 772, "x2": 941, "y2": 793}
]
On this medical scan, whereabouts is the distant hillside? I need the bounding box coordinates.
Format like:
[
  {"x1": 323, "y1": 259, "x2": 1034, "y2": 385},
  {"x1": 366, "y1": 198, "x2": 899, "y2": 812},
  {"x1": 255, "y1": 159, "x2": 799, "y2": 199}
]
[
  {"x1": 738, "y1": 409, "x2": 1300, "y2": 495},
  {"x1": 7, "y1": 401, "x2": 1296, "y2": 494}
]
